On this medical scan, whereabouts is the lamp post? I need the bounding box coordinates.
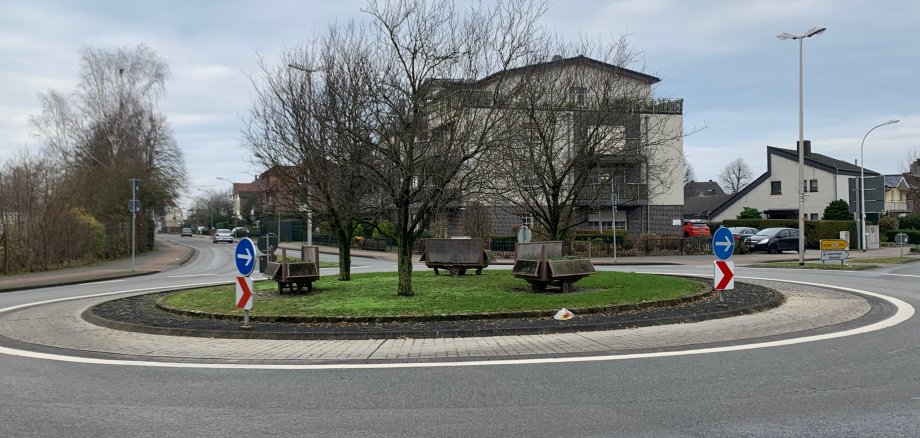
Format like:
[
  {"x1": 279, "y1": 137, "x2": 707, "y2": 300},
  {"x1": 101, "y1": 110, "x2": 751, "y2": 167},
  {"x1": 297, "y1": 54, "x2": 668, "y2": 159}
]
[
  {"x1": 288, "y1": 63, "x2": 323, "y2": 246},
  {"x1": 859, "y1": 119, "x2": 899, "y2": 251},
  {"x1": 778, "y1": 26, "x2": 826, "y2": 266}
]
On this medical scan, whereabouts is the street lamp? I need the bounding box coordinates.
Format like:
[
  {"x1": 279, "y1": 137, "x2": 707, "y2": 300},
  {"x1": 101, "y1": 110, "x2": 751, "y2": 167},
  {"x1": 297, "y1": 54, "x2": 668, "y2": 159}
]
[
  {"x1": 859, "y1": 119, "x2": 899, "y2": 251},
  {"x1": 778, "y1": 26, "x2": 826, "y2": 266}
]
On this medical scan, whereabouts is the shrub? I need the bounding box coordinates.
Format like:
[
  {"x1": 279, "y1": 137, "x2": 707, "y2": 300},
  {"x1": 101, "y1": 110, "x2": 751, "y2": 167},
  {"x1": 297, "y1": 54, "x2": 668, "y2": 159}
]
[
  {"x1": 885, "y1": 229, "x2": 920, "y2": 245},
  {"x1": 737, "y1": 207, "x2": 762, "y2": 219},
  {"x1": 822, "y1": 199, "x2": 852, "y2": 220},
  {"x1": 877, "y1": 216, "x2": 899, "y2": 236},
  {"x1": 898, "y1": 213, "x2": 920, "y2": 230}
]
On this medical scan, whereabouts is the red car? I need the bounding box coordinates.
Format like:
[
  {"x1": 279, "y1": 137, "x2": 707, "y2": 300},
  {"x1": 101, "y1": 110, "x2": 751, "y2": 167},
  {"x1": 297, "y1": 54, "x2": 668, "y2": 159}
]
[{"x1": 683, "y1": 222, "x2": 711, "y2": 237}]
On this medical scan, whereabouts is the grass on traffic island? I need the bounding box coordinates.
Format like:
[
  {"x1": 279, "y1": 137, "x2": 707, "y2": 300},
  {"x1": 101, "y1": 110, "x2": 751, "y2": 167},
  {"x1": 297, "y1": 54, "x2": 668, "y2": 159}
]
[
  {"x1": 848, "y1": 256, "x2": 919, "y2": 264},
  {"x1": 160, "y1": 270, "x2": 703, "y2": 319}
]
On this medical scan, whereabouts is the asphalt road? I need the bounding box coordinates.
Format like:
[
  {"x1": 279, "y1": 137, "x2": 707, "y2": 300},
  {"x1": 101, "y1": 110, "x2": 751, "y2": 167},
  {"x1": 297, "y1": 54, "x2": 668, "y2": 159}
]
[{"x1": 1, "y1": 238, "x2": 919, "y2": 437}]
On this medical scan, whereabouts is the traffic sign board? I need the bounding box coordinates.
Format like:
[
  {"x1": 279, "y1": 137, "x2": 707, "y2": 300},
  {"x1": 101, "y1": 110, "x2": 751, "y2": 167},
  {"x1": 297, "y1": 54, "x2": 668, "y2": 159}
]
[
  {"x1": 895, "y1": 233, "x2": 910, "y2": 246},
  {"x1": 236, "y1": 276, "x2": 253, "y2": 310},
  {"x1": 713, "y1": 260, "x2": 734, "y2": 290},
  {"x1": 820, "y1": 239, "x2": 849, "y2": 250},
  {"x1": 712, "y1": 227, "x2": 735, "y2": 260},
  {"x1": 820, "y1": 250, "x2": 850, "y2": 261},
  {"x1": 235, "y1": 238, "x2": 256, "y2": 276}
]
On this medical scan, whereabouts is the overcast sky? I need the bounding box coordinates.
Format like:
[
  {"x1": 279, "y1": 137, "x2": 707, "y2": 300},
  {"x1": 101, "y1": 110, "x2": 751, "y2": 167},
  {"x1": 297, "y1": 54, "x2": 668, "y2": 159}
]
[{"x1": 2, "y1": 0, "x2": 918, "y2": 208}]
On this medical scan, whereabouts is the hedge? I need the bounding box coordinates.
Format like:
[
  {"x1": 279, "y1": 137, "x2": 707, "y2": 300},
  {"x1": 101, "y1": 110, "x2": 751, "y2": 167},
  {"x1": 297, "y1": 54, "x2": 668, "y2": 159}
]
[
  {"x1": 884, "y1": 229, "x2": 920, "y2": 245},
  {"x1": 720, "y1": 219, "x2": 857, "y2": 249}
]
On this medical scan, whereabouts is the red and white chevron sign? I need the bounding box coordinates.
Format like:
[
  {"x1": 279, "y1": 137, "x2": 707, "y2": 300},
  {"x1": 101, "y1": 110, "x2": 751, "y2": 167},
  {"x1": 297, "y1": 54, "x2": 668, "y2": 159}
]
[
  {"x1": 713, "y1": 260, "x2": 734, "y2": 290},
  {"x1": 236, "y1": 276, "x2": 253, "y2": 310}
]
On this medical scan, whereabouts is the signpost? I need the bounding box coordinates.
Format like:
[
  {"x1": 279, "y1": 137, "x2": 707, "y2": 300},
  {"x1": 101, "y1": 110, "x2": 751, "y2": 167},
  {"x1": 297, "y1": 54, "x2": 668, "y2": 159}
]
[
  {"x1": 714, "y1": 260, "x2": 735, "y2": 290},
  {"x1": 234, "y1": 238, "x2": 257, "y2": 328},
  {"x1": 712, "y1": 227, "x2": 735, "y2": 298},
  {"x1": 819, "y1": 239, "x2": 850, "y2": 266},
  {"x1": 895, "y1": 232, "x2": 909, "y2": 257}
]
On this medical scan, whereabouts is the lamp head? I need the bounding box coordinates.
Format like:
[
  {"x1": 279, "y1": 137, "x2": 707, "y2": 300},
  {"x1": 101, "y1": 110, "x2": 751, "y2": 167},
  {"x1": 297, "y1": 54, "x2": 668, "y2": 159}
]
[
  {"x1": 804, "y1": 27, "x2": 827, "y2": 37},
  {"x1": 886, "y1": 119, "x2": 900, "y2": 125},
  {"x1": 777, "y1": 32, "x2": 797, "y2": 40}
]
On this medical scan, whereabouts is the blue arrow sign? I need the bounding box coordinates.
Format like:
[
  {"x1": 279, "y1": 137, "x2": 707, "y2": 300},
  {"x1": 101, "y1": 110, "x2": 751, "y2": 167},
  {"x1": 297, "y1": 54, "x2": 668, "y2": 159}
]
[
  {"x1": 712, "y1": 227, "x2": 735, "y2": 260},
  {"x1": 235, "y1": 237, "x2": 256, "y2": 276}
]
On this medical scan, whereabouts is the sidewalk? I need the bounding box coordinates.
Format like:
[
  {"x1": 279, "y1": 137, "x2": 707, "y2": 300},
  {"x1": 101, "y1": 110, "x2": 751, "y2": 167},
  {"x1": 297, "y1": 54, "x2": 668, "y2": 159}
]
[{"x1": 0, "y1": 237, "x2": 194, "y2": 293}]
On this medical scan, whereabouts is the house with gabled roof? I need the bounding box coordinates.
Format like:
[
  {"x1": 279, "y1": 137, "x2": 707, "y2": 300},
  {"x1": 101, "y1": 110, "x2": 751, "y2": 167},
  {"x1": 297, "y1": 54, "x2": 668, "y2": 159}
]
[
  {"x1": 883, "y1": 174, "x2": 914, "y2": 216},
  {"x1": 702, "y1": 141, "x2": 879, "y2": 222}
]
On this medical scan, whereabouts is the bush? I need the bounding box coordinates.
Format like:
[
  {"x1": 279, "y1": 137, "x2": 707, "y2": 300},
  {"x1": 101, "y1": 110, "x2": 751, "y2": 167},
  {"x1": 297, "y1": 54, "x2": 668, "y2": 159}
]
[
  {"x1": 737, "y1": 207, "x2": 762, "y2": 219},
  {"x1": 877, "y1": 216, "x2": 899, "y2": 236},
  {"x1": 573, "y1": 230, "x2": 628, "y2": 244},
  {"x1": 823, "y1": 199, "x2": 852, "y2": 220},
  {"x1": 884, "y1": 229, "x2": 920, "y2": 245},
  {"x1": 898, "y1": 213, "x2": 920, "y2": 230}
]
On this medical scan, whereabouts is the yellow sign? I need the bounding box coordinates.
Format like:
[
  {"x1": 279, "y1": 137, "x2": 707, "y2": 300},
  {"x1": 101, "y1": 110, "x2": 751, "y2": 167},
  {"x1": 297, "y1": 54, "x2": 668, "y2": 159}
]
[{"x1": 820, "y1": 239, "x2": 849, "y2": 250}]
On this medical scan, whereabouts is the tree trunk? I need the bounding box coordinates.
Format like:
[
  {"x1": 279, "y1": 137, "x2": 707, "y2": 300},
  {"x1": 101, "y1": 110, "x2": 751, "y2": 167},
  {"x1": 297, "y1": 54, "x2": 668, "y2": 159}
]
[
  {"x1": 336, "y1": 236, "x2": 352, "y2": 281},
  {"x1": 397, "y1": 237, "x2": 414, "y2": 296}
]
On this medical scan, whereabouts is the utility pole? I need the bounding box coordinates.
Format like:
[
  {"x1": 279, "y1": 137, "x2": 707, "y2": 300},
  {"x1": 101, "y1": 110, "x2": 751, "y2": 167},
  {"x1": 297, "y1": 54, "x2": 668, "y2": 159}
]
[{"x1": 129, "y1": 178, "x2": 141, "y2": 271}]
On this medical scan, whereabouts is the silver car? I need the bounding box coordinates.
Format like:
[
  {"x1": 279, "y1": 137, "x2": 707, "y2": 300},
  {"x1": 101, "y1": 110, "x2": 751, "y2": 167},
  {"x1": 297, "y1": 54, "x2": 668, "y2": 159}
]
[{"x1": 212, "y1": 228, "x2": 234, "y2": 244}]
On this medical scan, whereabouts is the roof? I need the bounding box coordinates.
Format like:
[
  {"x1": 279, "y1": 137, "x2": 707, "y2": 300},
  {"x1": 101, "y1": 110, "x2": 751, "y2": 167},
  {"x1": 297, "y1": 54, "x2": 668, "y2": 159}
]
[
  {"x1": 434, "y1": 55, "x2": 661, "y2": 90},
  {"x1": 769, "y1": 147, "x2": 879, "y2": 176},
  {"x1": 683, "y1": 194, "x2": 733, "y2": 219},
  {"x1": 684, "y1": 181, "x2": 725, "y2": 199},
  {"x1": 705, "y1": 144, "x2": 876, "y2": 220},
  {"x1": 884, "y1": 175, "x2": 908, "y2": 189}
]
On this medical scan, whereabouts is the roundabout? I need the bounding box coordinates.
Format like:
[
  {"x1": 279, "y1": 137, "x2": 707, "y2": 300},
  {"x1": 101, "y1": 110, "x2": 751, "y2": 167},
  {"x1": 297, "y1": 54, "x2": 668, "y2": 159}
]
[{"x1": 2, "y1": 238, "x2": 920, "y2": 437}]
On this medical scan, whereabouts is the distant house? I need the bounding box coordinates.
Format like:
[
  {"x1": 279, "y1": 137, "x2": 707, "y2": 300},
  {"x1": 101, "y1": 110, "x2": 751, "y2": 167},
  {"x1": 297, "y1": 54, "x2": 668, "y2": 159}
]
[
  {"x1": 694, "y1": 141, "x2": 879, "y2": 222},
  {"x1": 156, "y1": 199, "x2": 184, "y2": 233},
  {"x1": 683, "y1": 181, "x2": 730, "y2": 221},
  {"x1": 883, "y1": 175, "x2": 913, "y2": 217},
  {"x1": 901, "y1": 159, "x2": 920, "y2": 214}
]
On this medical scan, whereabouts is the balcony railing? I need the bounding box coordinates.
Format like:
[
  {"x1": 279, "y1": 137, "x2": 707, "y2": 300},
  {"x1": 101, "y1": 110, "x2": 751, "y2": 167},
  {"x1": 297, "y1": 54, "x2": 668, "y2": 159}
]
[{"x1": 885, "y1": 200, "x2": 913, "y2": 212}]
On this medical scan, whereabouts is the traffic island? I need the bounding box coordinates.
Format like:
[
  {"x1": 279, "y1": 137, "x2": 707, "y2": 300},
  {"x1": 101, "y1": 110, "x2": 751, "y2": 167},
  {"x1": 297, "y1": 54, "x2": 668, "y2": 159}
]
[{"x1": 84, "y1": 271, "x2": 784, "y2": 340}]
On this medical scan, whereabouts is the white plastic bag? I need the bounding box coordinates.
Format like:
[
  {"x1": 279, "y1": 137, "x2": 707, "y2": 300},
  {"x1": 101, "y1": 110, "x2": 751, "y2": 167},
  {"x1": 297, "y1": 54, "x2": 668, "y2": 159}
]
[{"x1": 553, "y1": 308, "x2": 574, "y2": 320}]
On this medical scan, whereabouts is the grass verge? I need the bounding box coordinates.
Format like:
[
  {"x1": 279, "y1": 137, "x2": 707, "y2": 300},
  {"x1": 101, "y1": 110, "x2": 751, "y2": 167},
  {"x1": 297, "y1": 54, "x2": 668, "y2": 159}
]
[
  {"x1": 161, "y1": 270, "x2": 702, "y2": 318},
  {"x1": 849, "y1": 256, "x2": 919, "y2": 264}
]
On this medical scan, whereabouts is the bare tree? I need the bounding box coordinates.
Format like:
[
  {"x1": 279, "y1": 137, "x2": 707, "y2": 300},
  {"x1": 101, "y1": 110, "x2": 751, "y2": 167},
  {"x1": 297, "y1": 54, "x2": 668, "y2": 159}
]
[
  {"x1": 268, "y1": 0, "x2": 543, "y2": 296},
  {"x1": 31, "y1": 45, "x2": 187, "y2": 257},
  {"x1": 719, "y1": 157, "x2": 752, "y2": 193},
  {"x1": 461, "y1": 201, "x2": 493, "y2": 239},
  {"x1": 683, "y1": 156, "x2": 695, "y2": 184},
  {"x1": 481, "y1": 36, "x2": 685, "y2": 240}
]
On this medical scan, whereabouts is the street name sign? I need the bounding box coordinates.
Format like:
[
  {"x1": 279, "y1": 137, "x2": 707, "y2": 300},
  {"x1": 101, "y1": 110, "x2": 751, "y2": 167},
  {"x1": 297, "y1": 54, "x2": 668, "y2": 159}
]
[
  {"x1": 819, "y1": 239, "x2": 849, "y2": 251},
  {"x1": 235, "y1": 238, "x2": 257, "y2": 277},
  {"x1": 820, "y1": 250, "x2": 850, "y2": 261},
  {"x1": 713, "y1": 260, "x2": 734, "y2": 290},
  {"x1": 712, "y1": 227, "x2": 735, "y2": 260},
  {"x1": 235, "y1": 276, "x2": 253, "y2": 310}
]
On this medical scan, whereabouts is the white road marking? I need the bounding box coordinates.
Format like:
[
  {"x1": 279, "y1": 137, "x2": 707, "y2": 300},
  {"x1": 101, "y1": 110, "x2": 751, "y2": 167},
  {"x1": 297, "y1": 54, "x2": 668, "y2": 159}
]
[
  {"x1": 0, "y1": 277, "x2": 912, "y2": 370},
  {"x1": 883, "y1": 273, "x2": 920, "y2": 279},
  {"x1": 81, "y1": 279, "x2": 126, "y2": 285},
  {"x1": 168, "y1": 274, "x2": 217, "y2": 278}
]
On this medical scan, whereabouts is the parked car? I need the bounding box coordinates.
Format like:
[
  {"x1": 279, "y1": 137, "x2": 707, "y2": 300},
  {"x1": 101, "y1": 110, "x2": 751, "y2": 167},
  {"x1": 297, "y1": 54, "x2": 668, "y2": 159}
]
[
  {"x1": 212, "y1": 228, "x2": 234, "y2": 244},
  {"x1": 683, "y1": 222, "x2": 711, "y2": 237},
  {"x1": 727, "y1": 226, "x2": 759, "y2": 240},
  {"x1": 180, "y1": 227, "x2": 193, "y2": 237},
  {"x1": 745, "y1": 227, "x2": 799, "y2": 253}
]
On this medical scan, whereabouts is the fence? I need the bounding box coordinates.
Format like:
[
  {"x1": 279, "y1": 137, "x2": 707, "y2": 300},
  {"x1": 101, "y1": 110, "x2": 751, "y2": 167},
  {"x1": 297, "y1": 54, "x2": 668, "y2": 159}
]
[{"x1": 306, "y1": 235, "x2": 736, "y2": 258}]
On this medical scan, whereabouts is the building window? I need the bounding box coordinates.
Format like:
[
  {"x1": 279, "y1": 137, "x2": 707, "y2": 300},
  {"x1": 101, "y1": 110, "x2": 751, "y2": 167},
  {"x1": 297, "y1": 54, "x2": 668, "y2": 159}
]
[
  {"x1": 569, "y1": 86, "x2": 586, "y2": 106},
  {"x1": 810, "y1": 213, "x2": 819, "y2": 220},
  {"x1": 771, "y1": 181, "x2": 782, "y2": 195},
  {"x1": 521, "y1": 213, "x2": 533, "y2": 227},
  {"x1": 804, "y1": 179, "x2": 818, "y2": 192}
]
